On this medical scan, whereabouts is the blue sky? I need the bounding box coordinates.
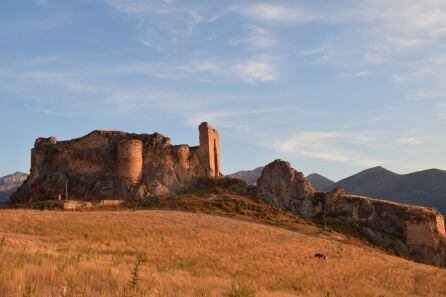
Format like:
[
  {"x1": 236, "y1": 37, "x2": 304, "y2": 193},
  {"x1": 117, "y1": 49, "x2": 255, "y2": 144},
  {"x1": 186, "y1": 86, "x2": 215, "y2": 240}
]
[{"x1": 1, "y1": 0, "x2": 446, "y2": 180}]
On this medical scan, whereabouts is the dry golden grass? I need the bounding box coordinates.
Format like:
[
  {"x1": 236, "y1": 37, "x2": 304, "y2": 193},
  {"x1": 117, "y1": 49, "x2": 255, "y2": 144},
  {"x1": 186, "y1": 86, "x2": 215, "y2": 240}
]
[{"x1": 0, "y1": 209, "x2": 445, "y2": 297}]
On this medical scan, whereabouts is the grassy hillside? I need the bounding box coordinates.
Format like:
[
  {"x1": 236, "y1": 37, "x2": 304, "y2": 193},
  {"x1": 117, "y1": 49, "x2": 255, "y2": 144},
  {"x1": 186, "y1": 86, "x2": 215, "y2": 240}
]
[{"x1": 0, "y1": 207, "x2": 446, "y2": 297}]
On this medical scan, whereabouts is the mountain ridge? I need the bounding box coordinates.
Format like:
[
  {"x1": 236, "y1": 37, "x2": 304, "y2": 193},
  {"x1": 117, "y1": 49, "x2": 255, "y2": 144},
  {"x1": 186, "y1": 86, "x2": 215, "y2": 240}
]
[
  {"x1": 0, "y1": 172, "x2": 28, "y2": 202},
  {"x1": 330, "y1": 166, "x2": 446, "y2": 214}
]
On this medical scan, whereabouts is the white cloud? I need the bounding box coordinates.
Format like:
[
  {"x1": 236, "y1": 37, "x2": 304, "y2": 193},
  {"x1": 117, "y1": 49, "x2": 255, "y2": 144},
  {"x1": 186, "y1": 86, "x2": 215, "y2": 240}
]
[
  {"x1": 364, "y1": 50, "x2": 388, "y2": 65},
  {"x1": 234, "y1": 59, "x2": 277, "y2": 83},
  {"x1": 406, "y1": 90, "x2": 446, "y2": 102},
  {"x1": 18, "y1": 71, "x2": 111, "y2": 94},
  {"x1": 241, "y1": 3, "x2": 318, "y2": 23},
  {"x1": 230, "y1": 26, "x2": 277, "y2": 49},
  {"x1": 301, "y1": 44, "x2": 332, "y2": 56},
  {"x1": 34, "y1": 0, "x2": 49, "y2": 6},
  {"x1": 186, "y1": 107, "x2": 284, "y2": 126},
  {"x1": 104, "y1": 0, "x2": 229, "y2": 45},
  {"x1": 387, "y1": 36, "x2": 427, "y2": 48},
  {"x1": 104, "y1": 0, "x2": 161, "y2": 16},
  {"x1": 397, "y1": 136, "x2": 423, "y2": 145},
  {"x1": 341, "y1": 71, "x2": 369, "y2": 78},
  {"x1": 438, "y1": 104, "x2": 446, "y2": 120},
  {"x1": 0, "y1": 16, "x2": 68, "y2": 37},
  {"x1": 269, "y1": 131, "x2": 381, "y2": 166},
  {"x1": 29, "y1": 106, "x2": 73, "y2": 118}
]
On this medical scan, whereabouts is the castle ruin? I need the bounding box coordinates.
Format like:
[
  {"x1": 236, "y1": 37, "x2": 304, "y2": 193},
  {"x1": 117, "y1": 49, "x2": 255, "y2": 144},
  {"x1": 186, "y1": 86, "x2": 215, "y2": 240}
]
[
  {"x1": 12, "y1": 122, "x2": 221, "y2": 203},
  {"x1": 11, "y1": 124, "x2": 446, "y2": 267}
]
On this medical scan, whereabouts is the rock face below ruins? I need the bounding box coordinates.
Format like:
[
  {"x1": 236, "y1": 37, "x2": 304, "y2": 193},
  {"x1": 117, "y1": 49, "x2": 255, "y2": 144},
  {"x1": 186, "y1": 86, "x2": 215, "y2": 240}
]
[
  {"x1": 257, "y1": 159, "x2": 446, "y2": 267},
  {"x1": 12, "y1": 122, "x2": 221, "y2": 203}
]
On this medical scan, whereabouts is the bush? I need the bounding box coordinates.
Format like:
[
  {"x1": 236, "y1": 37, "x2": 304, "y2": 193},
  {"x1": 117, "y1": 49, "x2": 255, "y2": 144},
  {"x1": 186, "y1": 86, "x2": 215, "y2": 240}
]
[
  {"x1": 224, "y1": 283, "x2": 256, "y2": 297},
  {"x1": 126, "y1": 254, "x2": 147, "y2": 293}
]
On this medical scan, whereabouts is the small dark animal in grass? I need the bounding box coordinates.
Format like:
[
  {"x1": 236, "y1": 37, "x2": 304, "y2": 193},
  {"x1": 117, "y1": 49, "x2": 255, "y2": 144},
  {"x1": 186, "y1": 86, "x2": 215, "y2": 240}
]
[{"x1": 314, "y1": 253, "x2": 326, "y2": 260}]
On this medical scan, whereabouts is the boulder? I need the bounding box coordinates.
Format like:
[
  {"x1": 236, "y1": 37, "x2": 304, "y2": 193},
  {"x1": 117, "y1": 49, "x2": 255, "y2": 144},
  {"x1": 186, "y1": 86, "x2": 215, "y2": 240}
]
[{"x1": 256, "y1": 159, "x2": 315, "y2": 216}]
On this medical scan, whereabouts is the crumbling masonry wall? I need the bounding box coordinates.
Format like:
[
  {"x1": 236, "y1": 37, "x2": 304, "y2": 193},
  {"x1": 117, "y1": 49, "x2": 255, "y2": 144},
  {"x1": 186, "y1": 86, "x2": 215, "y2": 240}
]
[
  {"x1": 12, "y1": 122, "x2": 221, "y2": 203},
  {"x1": 117, "y1": 139, "x2": 143, "y2": 183},
  {"x1": 199, "y1": 122, "x2": 221, "y2": 177}
]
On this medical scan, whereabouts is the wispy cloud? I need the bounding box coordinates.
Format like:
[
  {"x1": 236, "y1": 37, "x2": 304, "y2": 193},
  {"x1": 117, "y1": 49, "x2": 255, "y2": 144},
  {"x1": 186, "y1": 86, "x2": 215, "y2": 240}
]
[
  {"x1": 230, "y1": 25, "x2": 277, "y2": 49},
  {"x1": 0, "y1": 15, "x2": 69, "y2": 38},
  {"x1": 34, "y1": 0, "x2": 49, "y2": 6},
  {"x1": 29, "y1": 106, "x2": 73, "y2": 118},
  {"x1": 437, "y1": 104, "x2": 446, "y2": 121},
  {"x1": 104, "y1": 0, "x2": 228, "y2": 47},
  {"x1": 268, "y1": 131, "x2": 381, "y2": 166},
  {"x1": 17, "y1": 71, "x2": 111, "y2": 94},
  {"x1": 397, "y1": 136, "x2": 423, "y2": 145},
  {"x1": 406, "y1": 90, "x2": 446, "y2": 102},
  {"x1": 241, "y1": 3, "x2": 318, "y2": 23},
  {"x1": 234, "y1": 59, "x2": 277, "y2": 83},
  {"x1": 186, "y1": 107, "x2": 284, "y2": 126},
  {"x1": 341, "y1": 71, "x2": 369, "y2": 78}
]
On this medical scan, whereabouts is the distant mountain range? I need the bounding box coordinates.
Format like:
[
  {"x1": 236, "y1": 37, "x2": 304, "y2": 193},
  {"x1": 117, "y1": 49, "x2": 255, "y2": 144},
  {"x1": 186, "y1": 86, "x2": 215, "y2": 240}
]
[
  {"x1": 0, "y1": 172, "x2": 28, "y2": 202},
  {"x1": 330, "y1": 166, "x2": 446, "y2": 215},
  {"x1": 227, "y1": 166, "x2": 264, "y2": 185},
  {"x1": 306, "y1": 173, "x2": 335, "y2": 191},
  {"x1": 228, "y1": 165, "x2": 446, "y2": 214}
]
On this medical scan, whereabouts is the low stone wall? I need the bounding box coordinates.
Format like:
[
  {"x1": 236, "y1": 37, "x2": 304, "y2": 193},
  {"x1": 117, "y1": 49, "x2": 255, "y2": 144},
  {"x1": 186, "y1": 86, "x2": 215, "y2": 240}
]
[
  {"x1": 98, "y1": 200, "x2": 124, "y2": 207},
  {"x1": 57, "y1": 200, "x2": 93, "y2": 211}
]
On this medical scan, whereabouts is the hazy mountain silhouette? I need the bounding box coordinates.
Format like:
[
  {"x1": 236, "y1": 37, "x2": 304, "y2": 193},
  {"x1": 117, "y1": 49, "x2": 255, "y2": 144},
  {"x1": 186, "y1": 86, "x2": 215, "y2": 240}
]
[
  {"x1": 307, "y1": 173, "x2": 335, "y2": 191},
  {"x1": 330, "y1": 166, "x2": 446, "y2": 214},
  {"x1": 0, "y1": 172, "x2": 28, "y2": 202},
  {"x1": 227, "y1": 166, "x2": 264, "y2": 185}
]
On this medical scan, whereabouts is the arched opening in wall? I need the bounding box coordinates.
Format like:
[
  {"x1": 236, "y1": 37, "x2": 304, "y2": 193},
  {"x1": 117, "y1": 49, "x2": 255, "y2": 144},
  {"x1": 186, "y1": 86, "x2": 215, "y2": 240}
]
[{"x1": 213, "y1": 138, "x2": 219, "y2": 177}]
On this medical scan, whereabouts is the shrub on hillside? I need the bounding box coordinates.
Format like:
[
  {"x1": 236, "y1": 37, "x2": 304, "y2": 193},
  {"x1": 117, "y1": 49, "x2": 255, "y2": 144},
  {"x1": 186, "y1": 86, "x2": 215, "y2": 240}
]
[{"x1": 224, "y1": 283, "x2": 256, "y2": 297}]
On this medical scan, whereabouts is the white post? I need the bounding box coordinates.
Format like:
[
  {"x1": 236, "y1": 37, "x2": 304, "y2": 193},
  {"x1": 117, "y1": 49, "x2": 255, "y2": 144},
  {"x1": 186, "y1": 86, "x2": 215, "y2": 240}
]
[{"x1": 65, "y1": 180, "x2": 69, "y2": 200}]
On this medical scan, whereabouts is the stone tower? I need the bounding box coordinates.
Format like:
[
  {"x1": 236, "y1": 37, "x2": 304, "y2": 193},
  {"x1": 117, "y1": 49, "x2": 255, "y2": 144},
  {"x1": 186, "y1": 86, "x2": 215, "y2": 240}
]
[
  {"x1": 199, "y1": 122, "x2": 221, "y2": 177},
  {"x1": 117, "y1": 139, "x2": 143, "y2": 183}
]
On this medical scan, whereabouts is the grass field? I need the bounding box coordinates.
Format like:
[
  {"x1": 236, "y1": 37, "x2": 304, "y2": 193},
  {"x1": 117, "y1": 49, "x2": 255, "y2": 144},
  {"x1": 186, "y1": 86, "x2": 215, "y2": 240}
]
[{"x1": 0, "y1": 209, "x2": 446, "y2": 297}]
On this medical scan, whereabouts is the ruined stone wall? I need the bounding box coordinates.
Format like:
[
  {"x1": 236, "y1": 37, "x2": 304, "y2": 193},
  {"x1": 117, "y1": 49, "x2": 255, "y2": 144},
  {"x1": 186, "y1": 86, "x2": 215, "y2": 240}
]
[
  {"x1": 117, "y1": 139, "x2": 143, "y2": 183},
  {"x1": 199, "y1": 122, "x2": 221, "y2": 177},
  {"x1": 12, "y1": 123, "x2": 220, "y2": 203},
  {"x1": 403, "y1": 211, "x2": 446, "y2": 248}
]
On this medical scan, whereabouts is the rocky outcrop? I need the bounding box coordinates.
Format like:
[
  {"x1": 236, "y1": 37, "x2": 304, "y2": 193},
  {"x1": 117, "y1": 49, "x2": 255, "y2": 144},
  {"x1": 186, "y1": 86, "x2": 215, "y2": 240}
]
[
  {"x1": 0, "y1": 172, "x2": 28, "y2": 202},
  {"x1": 256, "y1": 160, "x2": 446, "y2": 267},
  {"x1": 12, "y1": 122, "x2": 221, "y2": 203},
  {"x1": 257, "y1": 160, "x2": 315, "y2": 217}
]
